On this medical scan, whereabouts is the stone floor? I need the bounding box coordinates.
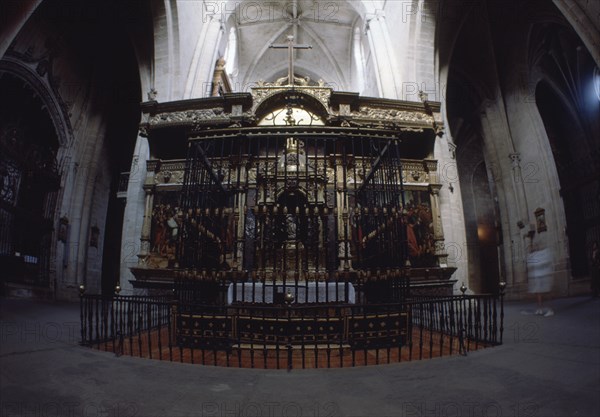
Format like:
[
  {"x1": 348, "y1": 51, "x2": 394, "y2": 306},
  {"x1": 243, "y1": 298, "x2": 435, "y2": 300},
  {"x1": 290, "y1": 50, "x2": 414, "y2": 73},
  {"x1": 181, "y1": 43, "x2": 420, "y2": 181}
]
[{"x1": 1, "y1": 295, "x2": 599, "y2": 417}]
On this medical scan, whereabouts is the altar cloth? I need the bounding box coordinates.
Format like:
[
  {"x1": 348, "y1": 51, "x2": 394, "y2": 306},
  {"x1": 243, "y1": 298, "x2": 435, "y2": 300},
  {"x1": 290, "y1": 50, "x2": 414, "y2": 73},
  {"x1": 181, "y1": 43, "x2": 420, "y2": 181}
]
[{"x1": 227, "y1": 282, "x2": 355, "y2": 304}]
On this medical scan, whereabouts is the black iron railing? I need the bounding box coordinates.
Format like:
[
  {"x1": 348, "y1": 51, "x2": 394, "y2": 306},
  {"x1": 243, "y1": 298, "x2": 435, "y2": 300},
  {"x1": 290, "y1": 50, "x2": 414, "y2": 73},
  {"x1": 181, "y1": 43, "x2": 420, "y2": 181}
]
[
  {"x1": 79, "y1": 295, "x2": 174, "y2": 359},
  {"x1": 173, "y1": 270, "x2": 411, "y2": 306},
  {"x1": 80, "y1": 290, "x2": 505, "y2": 369},
  {"x1": 177, "y1": 136, "x2": 413, "y2": 279}
]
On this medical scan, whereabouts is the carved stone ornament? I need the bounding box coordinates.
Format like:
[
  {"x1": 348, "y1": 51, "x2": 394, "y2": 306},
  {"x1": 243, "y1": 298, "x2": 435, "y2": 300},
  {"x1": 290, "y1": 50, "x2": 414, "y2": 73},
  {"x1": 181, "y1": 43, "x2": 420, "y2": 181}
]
[
  {"x1": 401, "y1": 161, "x2": 430, "y2": 184},
  {"x1": 448, "y1": 141, "x2": 457, "y2": 159},
  {"x1": 251, "y1": 86, "x2": 332, "y2": 114},
  {"x1": 147, "y1": 88, "x2": 158, "y2": 101},
  {"x1": 148, "y1": 108, "x2": 228, "y2": 126},
  {"x1": 155, "y1": 169, "x2": 184, "y2": 185},
  {"x1": 534, "y1": 207, "x2": 547, "y2": 233},
  {"x1": 349, "y1": 107, "x2": 434, "y2": 125},
  {"x1": 247, "y1": 168, "x2": 258, "y2": 182}
]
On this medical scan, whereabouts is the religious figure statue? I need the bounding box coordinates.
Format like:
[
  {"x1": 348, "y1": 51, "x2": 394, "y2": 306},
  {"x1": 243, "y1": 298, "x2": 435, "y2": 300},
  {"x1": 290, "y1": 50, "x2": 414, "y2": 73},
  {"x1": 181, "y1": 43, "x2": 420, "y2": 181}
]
[
  {"x1": 285, "y1": 214, "x2": 297, "y2": 240},
  {"x1": 274, "y1": 75, "x2": 311, "y2": 86}
]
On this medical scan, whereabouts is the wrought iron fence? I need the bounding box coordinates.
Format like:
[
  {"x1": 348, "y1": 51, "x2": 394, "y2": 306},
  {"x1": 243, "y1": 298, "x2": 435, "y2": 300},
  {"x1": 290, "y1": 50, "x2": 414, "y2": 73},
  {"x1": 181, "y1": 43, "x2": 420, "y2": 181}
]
[
  {"x1": 173, "y1": 270, "x2": 411, "y2": 306},
  {"x1": 80, "y1": 290, "x2": 505, "y2": 369}
]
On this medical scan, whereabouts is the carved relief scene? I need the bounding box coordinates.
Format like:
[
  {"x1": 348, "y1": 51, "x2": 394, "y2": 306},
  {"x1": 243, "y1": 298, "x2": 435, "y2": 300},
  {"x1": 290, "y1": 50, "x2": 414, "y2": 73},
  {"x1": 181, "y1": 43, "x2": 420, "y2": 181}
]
[
  {"x1": 148, "y1": 195, "x2": 181, "y2": 268},
  {"x1": 403, "y1": 189, "x2": 436, "y2": 267}
]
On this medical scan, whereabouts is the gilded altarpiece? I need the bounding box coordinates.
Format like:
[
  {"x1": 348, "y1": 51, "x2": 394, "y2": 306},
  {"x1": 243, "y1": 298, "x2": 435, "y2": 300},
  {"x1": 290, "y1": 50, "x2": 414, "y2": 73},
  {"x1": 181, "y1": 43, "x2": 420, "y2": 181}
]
[{"x1": 132, "y1": 86, "x2": 455, "y2": 294}]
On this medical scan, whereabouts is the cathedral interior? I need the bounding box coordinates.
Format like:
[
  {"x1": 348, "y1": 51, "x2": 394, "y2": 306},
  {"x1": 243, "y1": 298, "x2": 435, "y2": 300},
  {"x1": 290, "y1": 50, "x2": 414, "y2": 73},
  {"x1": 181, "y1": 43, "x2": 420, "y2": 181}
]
[
  {"x1": 1, "y1": 1, "x2": 600, "y2": 413},
  {"x1": 0, "y1": 0, "x2": 598, "y2": 303}
]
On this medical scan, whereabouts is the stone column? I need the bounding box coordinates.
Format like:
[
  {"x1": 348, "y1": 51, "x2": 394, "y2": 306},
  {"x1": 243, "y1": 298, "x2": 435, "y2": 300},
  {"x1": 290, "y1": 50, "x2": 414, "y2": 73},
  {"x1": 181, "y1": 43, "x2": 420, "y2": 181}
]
[
  {"x1": 508, "y1": 152, "x2": 531, "y2": 286},
  {"x1": 336, "y1": 180, "x2": 345, "y2": 270},
  {"x1": 185, "y1": 15, "x2": 224, "y2": 99},
  {"x1": 235, "y1": 162, "x2": 247, "y2": 271},
  {"x1": 0, "y1": 0, "x2": 43, "y2": 58},
  {"x1": 553, "y1": 0, "x2": 600, "y2": 68},
  {"x1": 425, "y1": 160, "x2": 444, "y2": 238},
  {"x1": 365, "y1": 10, "x2": 402, "y2": 99},
  {"x1": 508, "y1": 153, "x2": 530, "y2": 224},
  {"x1": 234, "y1": 198, "x2": 244, "y2": 271},
  {"x1": 119, "y1": 135, "x2": 150, "y2": 295},
  {"x1": 479, "y1": 105, "x2": 528, "y2": 288},
  {"x1": 429, "y1": 184, "x2": 448, "y2": 267},
  {"x1": 138, "y1": 189, "x2": 154, "y2": 265},
  {"x1": 429, "y1": 185, "x2": 444, "y2": 239}
]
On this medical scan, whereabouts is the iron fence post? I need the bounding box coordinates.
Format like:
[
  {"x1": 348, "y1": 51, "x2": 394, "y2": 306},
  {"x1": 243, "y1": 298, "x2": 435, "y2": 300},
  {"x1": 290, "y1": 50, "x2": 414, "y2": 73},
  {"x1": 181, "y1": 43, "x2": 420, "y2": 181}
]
[
  {"x1": 79, "y1": 285, "x2": 85, "y2": 344},
  {"x1": 499, "y1": 281, "x2": 506, "y2": 344}
]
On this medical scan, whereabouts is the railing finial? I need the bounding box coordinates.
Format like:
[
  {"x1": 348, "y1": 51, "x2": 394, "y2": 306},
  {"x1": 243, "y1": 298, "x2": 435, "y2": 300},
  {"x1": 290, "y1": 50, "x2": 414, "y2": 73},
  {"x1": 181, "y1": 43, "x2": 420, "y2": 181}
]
[
  {"x1": 499, "y1": 281, "x2": 506, "y2": 296},
  {"x1": 284, "y1": 290, "x2": 295, "y2": 306}
]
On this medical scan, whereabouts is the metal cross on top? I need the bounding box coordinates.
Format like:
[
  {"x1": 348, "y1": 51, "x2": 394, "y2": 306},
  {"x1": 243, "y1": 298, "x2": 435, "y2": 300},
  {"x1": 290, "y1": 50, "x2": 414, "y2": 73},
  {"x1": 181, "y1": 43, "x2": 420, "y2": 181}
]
[{"x1": 269, "y1": 35, "x2": 312, "y2": 86}]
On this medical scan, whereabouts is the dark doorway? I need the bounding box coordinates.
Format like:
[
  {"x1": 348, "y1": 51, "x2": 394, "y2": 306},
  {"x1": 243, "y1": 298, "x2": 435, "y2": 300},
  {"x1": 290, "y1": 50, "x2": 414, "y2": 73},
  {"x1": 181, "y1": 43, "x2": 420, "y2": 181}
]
[
  {"x1": 536, "y1": 82, "x2": 600, "y2": 277},
  {"x1": 0, "y1": 73, "x2": 61, "y2": 288},
  {"x1": 454, "y1": 132, "x2": 502, "y2": 294}
]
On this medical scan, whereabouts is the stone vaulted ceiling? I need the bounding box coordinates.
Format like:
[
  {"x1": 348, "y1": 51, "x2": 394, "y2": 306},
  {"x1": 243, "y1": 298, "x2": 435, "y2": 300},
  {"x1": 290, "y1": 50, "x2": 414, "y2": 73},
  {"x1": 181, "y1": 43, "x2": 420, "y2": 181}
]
[{"x1": 227, "y1": 0, "x2": 362, "y2": 90}]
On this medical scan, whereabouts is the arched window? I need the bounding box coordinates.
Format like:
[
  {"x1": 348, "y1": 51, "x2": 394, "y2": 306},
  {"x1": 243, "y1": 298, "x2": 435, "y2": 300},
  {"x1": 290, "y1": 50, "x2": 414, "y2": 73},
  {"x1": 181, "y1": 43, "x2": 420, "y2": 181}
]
[{"x1": 257, "y1": 106, "x2": 324, "y2": 126}]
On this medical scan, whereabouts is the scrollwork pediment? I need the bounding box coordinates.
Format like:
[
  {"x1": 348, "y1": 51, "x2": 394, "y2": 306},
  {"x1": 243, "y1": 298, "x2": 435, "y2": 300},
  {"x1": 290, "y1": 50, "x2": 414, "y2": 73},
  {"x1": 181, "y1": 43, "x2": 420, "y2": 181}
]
[
  {"x1": 350, "y1": 107, "x2": 434, "y2": 124},
  {"x1": 139, "y1": 87, "x2": 441, "y2": 133},
  {"x1": 149, "y1": 108, "x2": 228, "y2": 126},
  {"x1": 251, "y1": 86, "x2": 332, "y2": 115}
]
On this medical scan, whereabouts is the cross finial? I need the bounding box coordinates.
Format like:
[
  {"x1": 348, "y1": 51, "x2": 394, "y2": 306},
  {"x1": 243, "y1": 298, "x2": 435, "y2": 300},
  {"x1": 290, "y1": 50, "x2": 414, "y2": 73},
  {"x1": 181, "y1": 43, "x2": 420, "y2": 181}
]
[{"x1": 269, "y1": 35, "x2": 312, "y2": 86}]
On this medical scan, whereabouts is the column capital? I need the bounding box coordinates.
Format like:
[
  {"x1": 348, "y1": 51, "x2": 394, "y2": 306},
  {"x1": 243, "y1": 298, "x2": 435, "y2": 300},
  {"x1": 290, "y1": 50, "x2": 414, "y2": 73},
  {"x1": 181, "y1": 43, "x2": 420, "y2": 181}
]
[
  {"x1": 374, "y1": 9, "x2": 386, "y2": 20},
  {"x1": 365, "y1": 9, "x2": 386, "y2": 30},
  {"x1": 448, "y1": 141, "x2": 457, "y2": 159},
  {"x1": 147, "y1": 88, "x2": 158, "y2": 101},
  {"x1": 429, "y1": 183, "x2": 442, "y2": 195}
]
